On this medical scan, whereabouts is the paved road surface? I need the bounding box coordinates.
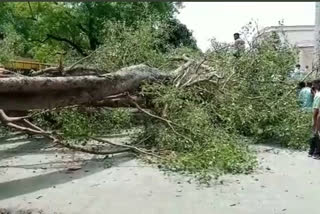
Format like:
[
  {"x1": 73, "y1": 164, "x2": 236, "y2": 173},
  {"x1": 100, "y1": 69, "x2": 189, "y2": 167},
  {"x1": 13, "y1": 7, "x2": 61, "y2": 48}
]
[{"x1": 0, "y1": 135, "x2": 318, "y2": 214}]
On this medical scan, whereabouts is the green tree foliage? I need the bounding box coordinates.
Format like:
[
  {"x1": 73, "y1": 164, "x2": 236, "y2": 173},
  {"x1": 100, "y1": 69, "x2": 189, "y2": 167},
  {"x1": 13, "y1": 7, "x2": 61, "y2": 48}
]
[
  {"x1": 0, "y1": 2, "x2": 196, "y2": 63},
  {"x1": 90, "y1": 20, "x2": 169, "y2": 71},
  {"x1": 157, "y1": 19, "x2": 198, "y2": 52}
]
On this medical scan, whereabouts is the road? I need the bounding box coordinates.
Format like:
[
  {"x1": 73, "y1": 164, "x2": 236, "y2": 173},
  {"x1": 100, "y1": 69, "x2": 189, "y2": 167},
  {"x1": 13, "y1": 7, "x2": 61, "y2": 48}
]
[{"x1": 0, "y1": 135, "x2": 318, "y2": 214}]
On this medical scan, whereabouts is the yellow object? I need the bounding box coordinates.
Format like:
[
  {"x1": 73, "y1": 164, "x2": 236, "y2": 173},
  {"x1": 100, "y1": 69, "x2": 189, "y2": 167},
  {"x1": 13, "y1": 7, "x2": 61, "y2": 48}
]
[{"x1": 4, "y1": 59, "x2": 53, "y2": 71}]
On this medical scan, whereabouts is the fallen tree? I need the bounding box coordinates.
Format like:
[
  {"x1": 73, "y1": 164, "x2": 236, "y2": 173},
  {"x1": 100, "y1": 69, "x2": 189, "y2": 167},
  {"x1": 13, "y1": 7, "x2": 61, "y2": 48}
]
[
  {"x1": 0, "y1": 56, "x2": 221, "y2": 110},
  {"x1": 0, "y1": 57, "x2": 226, "y2": 160},
  {"x1": 0, "y1": 65, "x2": 168, "y2": 110},
  {"x1": 0, "y1": 20, "x2": 311, "y2": 183}
]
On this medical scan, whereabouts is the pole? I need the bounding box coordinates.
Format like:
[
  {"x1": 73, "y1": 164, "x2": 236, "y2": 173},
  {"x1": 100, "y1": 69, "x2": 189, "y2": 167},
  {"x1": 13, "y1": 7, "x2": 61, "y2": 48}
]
[{"x1": 313, "y1": 2, "x2": 320, "y2": 78}]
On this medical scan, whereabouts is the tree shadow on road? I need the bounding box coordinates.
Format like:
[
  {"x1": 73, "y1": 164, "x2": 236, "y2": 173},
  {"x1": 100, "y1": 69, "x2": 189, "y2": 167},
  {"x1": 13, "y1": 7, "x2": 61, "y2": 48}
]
[
  {"x1": 0, "y1": 135, "x2": 135, "y2": 201},
  {"x1": 0, "y1": 137, "x2": 54, "y2": 162},
  {"x1": 0, "y1": 153, "x2": 134, "y2": 201},
  {"x1": 0, "y1": 134, "x2": 33, "y2": 145}
]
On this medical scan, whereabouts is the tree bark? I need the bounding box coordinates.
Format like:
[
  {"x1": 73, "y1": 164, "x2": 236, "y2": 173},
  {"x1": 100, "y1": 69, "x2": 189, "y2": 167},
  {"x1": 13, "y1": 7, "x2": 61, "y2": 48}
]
[
  {"x1": 0, "y1": 64, "x2": 170, "y2": 110},
  {"x1": 0, "y1": 58, "x2": 219, "y2": 110}
]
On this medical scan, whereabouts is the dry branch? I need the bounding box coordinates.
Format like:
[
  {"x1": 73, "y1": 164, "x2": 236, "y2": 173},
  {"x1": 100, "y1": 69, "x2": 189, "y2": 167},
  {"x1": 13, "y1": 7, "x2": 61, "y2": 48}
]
[
  {"x1": 91, "y1": 136, "x2": 162, "y2": 159},
  {"x1": 128, "y1": 95, "x2": 194, "y2": 143},
  {"x1": 0, "y1": 109, "x2": 136, "y2": 155}
]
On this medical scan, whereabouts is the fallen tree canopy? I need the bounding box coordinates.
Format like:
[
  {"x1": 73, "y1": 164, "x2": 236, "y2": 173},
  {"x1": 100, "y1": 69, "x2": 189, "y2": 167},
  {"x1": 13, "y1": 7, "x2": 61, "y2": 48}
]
[
  {"x1": 0, "y1": 27, "x2": 311, "y2": 183},
  {"x1": 4, "y1": 2, "x2": 304, "y2": 183}
]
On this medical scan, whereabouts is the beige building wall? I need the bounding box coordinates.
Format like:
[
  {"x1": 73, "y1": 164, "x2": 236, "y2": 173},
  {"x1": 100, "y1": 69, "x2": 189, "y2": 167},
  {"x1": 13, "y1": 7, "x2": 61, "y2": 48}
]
[
  {"x1": 258, "y1": 25, "x2": 315, "y2": 70},
  {"x1": 298, "y1": 47, "x2": 313, "y2": 71}
]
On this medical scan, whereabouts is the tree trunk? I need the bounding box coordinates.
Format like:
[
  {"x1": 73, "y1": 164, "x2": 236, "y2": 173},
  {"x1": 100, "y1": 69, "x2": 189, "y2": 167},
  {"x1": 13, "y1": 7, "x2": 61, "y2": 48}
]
[
  {"x1": 0, "y1": 64, "x2": 170, "y2": 110},
  {"x1": 0, "y1": 57, "x2": 218, "y2": 110}
]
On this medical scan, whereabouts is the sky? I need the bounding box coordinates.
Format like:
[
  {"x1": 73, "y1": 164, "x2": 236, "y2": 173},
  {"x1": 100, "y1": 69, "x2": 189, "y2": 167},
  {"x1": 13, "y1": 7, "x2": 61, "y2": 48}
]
[{"x1": 177, "y1": 2, "x2": 316, "y2": 51}]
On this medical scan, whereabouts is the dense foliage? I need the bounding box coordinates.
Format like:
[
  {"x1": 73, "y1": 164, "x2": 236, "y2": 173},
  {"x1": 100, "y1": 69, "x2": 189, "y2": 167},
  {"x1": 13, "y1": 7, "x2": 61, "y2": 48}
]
[
  {"x1": 132, "y1": 28, "x2": 309, "y2": 181},
  {"x1": 0, "y1": 2, "x2": 196, "y2": 64}
]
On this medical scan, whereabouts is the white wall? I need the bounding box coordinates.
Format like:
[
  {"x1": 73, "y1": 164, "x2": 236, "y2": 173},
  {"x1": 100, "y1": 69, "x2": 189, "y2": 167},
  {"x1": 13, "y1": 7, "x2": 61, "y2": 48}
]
[
  {"x1": 283, "y1": 30, "x2": 314, "y2": 46},
  {"x1": 273, "y1": 27, "x2": 314, "y2": 70},
  {"x1": 298, "y1": 47, "x2": 313, "y2": 70},
  {"x1": 259, "y1": 26, "x2": 315, "y2": 70}
]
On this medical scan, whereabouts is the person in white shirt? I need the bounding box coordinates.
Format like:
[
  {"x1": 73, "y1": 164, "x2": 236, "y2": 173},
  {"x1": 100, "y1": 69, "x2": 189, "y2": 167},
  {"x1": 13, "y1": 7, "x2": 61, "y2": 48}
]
[
  {"x1": 305, "y1": 65, "x2": 310, "y2": 73},
  {"x1": 290, "y1": 64, "x2": 304, "y2": 80},
  {"x1": 233, "y1": 33, "x2": 245, "y2": 58}
]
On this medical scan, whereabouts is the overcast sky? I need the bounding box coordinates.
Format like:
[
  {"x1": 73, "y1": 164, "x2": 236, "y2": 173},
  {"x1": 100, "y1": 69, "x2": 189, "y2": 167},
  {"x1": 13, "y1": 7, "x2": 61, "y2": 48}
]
[{"x1": 177, "y1": 2, "x2": 316, "y2": 51}]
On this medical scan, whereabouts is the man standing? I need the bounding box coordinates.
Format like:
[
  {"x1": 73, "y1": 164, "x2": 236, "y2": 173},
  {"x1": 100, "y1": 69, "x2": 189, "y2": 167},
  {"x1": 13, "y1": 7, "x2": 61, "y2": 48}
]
[
  {"x1": 305, "y1": 65, "x2": 310, "y2": 73},
  {"x1": 233, "y1": 33, "x2": 245, "y2": 58},
  {"x1": 294, "y1": 64, "x2": 301, "y2": 73},
  {"x1": 299, "y1": 82, "x2": 313, "y2": 112},
  {"x1": 290, "y1": 64, "x2": 304, "y2": 80},
  {"x1": 309, "y1": 79, "x2": 320, "y2": 158}
]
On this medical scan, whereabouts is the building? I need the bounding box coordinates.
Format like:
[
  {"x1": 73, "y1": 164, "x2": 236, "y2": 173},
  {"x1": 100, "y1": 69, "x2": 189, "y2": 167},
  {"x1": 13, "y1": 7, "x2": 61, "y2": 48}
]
[{"x1": 257, "y1": 25, "x2": 315, "y2": 71}]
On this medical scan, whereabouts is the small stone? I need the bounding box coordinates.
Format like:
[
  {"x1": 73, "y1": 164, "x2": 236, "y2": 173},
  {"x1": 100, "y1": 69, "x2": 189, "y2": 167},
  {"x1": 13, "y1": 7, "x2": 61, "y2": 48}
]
[
  {"x1": 266, "y1": 167, "x2": 271, "y2": 170},
  {"x1": 230, "y1": 204, "x2": 237, "y2": 207}
]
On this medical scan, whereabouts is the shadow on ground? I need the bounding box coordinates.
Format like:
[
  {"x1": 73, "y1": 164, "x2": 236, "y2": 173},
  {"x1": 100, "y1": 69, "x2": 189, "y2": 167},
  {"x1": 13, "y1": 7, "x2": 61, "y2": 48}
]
[
  {"x1": 0, "y1": 135, "x2": 135, "y2": 201},
  {"x1": 0, "y1": 137, "x2": 53, "y2": 162}
]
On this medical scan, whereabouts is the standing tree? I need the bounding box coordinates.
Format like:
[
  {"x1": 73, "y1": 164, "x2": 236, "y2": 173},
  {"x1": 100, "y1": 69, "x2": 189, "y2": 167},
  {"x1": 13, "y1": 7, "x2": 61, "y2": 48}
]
[{"x1": 0, "y1": 2, "x2": 195, "y2": 63}]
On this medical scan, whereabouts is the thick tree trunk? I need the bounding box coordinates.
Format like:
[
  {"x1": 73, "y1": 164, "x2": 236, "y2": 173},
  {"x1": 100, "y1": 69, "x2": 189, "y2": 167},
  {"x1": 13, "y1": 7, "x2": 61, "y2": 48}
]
[
  {"x1": 0, "y1": 58, "x2": 219, "y2": 110},
  {"x1": 0, "y1": 64, "x2": 170, "y2": 110}
]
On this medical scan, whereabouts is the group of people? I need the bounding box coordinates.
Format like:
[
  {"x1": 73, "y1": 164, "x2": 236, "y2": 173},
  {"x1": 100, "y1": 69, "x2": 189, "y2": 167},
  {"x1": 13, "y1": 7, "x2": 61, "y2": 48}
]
[{"x1": 298, "y1": 79, "x2": 320, "y2": 158}]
